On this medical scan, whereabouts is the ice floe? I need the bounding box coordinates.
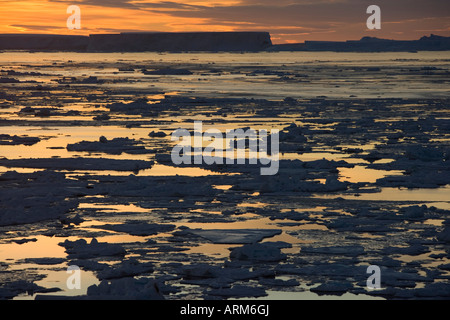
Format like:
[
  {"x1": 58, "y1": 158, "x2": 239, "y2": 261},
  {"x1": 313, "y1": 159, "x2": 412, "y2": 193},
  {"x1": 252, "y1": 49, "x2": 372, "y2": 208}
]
[
  {"x1": 229, "y1": 243, "x2": 287, "y2": 262},
  {"x1": 176, "y1": 228, "x2": 281, "y2": 244},
  {"x1": 67, "y1": 136, "x2": 154, "y2": 155},
  {"x1": 91, "y1": 222, "x2": 175, "y2": 236},
  {"x1": 58, "y1": 238, "x2": 126, "y2": 259},
  {"x1": 0, "y1": 158, "x2": 154, "y2": 172}
]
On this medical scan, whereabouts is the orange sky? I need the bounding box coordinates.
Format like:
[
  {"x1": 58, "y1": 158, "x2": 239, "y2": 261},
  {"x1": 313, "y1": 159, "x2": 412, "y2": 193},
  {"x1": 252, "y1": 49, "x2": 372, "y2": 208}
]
[{"x1": 1, "y1": 0, "x2": 449, "y2": 44}]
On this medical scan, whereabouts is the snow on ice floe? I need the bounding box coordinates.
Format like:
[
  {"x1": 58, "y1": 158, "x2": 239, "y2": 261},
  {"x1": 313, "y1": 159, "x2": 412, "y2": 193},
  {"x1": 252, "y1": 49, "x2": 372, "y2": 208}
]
[
  {"x1": 58, "y1": 238, "x2": 126, "y2": 259},
  {"x1": 175, "y1": 228, "x2": 281, "y2": 244}
]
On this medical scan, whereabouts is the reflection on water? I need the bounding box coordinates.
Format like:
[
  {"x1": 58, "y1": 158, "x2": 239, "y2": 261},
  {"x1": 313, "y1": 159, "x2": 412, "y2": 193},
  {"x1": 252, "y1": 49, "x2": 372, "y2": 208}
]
[
  {"x1": 338, "y1": 166, "x2": 404, "y2": 183},
  {"x1": 13, "y1": 268, "x2": 100, "y2": 300},
  {"x1": 0, "y1": 236, "x2": 67, "y2": 261},
  {"x1": 340, "y1": 186, "x2": 450, "y2": 202}
]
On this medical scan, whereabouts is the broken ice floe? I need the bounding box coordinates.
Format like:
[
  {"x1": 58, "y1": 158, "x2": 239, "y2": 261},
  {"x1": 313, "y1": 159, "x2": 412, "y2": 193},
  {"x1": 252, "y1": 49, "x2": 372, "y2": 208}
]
[
  {"x1": 229, "y1": 243, "x2": 287, "y2": 262},
  {"x1": 174, "y1": 228, "x2": 281, "y2": 244},
  {"x1": 0, "y1": 134, "x2": 40, "y2": 146},
  {"x1": 22, "y1": 258, "x2": 66, "y2": 265},
  {"x1": 85, "y1": 277, "x2": 164, "y2": 300},
  {"x1": 91, "y1": 222, "x2": 175, "y2": 236},
  {"x1": 67, "y1": 136, "x2": 154, "y2": 155},
  {"x1": 0, "y1": 158, "x2": 154, "y2": 172},
  {"x1": 300, "y1": 245, "x2": 365, "y2": 257},
  {"x1": 0, "y1": 280, "x2": 60, "y2": 300},
  {"x1": 143, "y1": 68, "x2": 193, "y2": 75},
  {"x1": 0, "y1": 170, "x2": 80, "y2": 226},
  {"x1": 310, "y1": 281, "x2": 353, "y2": 296},
  {"x1": 96, "y1": 259, "x2": 154, "y2": 280},
  {"x1": 35, "y1": 277, "x2": 165, "y2": 300},
  {"x1": 58, "y1": 238, "x2": 126, "y2": 259},
  {"x1": 1, "y1": 55, "x2": 450, "y2": 300}
]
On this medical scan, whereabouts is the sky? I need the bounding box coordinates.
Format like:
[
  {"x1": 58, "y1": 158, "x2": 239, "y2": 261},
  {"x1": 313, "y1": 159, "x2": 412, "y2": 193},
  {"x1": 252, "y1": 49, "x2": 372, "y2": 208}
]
[{"x1": 0, "y1": 0, "x2": 449, "y2": 43}]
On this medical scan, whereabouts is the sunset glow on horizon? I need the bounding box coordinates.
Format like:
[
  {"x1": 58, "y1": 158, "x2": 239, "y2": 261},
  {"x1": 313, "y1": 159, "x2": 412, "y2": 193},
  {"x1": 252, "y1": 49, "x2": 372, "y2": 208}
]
[{"x1": 1, "y1": 0, "x2": 449, "y2": 44}]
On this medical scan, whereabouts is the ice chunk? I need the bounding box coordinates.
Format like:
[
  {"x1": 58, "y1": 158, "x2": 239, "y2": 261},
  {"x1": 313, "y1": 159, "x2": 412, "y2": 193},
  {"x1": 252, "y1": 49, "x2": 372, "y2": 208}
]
[
  {"x1": 179, "y1": 264, "x2": 222, "y2": 279},
  {"x1": 58, "y1": 238, "x2": 126, "y2": 259},
  {"x1": 310, "y1": 282, "x2": 352, "y2": 296},
  {"x1": 0, "y1": 280, "x2": 59, "y2": 300},
  {"x1": 405, "y1": 145, "x2": 445, "y2": 162},
  {"x1": 143, "y1": 68, "x2": 193, "y2": 75},
  {"x1": 97, "y1": 259, "x2": 154, "y2": 280},
  {"x1": 86, "y1": 277, "x2": 164, "y2": 300},
  {"x1": 381, "y1": 244, "x2": 430, "y2": 256},
  {"x1": 258, "y1": 278, "x2": 299, "y2": 287},
  {"x1": 437, "y1": 226, "x2": 450, "y2": 243},
  {"x1": 0, "y1": 134, "x2": 40, "y2": 146},
  {"x1": 0, "y1": 170, "x2": 80, "y2": 226},
  {"x1": 301, "y1": 245, "x2": 365, "y2": 257},
  {"x1": 398, "y1": 205, "x2": 427, "y2": 220},
  {"x1": 230, "y1": 243, "x2": 287, "y2": 262},
  {"x1": 91, "y1": 222, "x2": 175, "y2": 236},
  {"x1": 67, "y1": 137, "x2": 154, "y2": 155},
  {"x1": 11, "y1": 238, "x2": 37, "y2": 244},
  {"x1": 0, "y1": 158, "x2": 154, "y2": 171},
  {"x1": 179, "y1": 228, "x2": 281, "y2": 244},
  {"x1": 414, "y1": 282, "x2": 450, "y2": 298},
  {"x1": 23, "y1": 258, "x2": 66, "y2": 265},
  {"x1": 148, "y1": 131, "x2": 167, "y2": 138}
]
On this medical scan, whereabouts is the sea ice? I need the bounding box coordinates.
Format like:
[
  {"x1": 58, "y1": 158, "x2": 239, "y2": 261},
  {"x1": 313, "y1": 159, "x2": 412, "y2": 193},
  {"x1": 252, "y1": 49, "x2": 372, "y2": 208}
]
[
  {"x1": 0, "y1": 158, "x2": 154, "y2": 172},
  {"x1": 96, "y1": 258, "x2": 154, "y2": 280},
  {"x1": 229, "y1": 243, "x2": 287, "y2": 262},
  {"x1": 177, "y1": 228, "x2": 282, "y2": 244},
  {"x1": 67, "y1": 136, "x2": 154, "y2": 155},
  {"x1": 58, "y1": 238, "x2": 126, "y2": 259},
  {"x1": 91, "y1": 222, "x2": 175, "y2": 236},
  {"x1": 86, "y1": 277, "x2": 164, "y2": 300},
  {"x1": 310, "y1": 282, "x2": 353, "y2": 296}
]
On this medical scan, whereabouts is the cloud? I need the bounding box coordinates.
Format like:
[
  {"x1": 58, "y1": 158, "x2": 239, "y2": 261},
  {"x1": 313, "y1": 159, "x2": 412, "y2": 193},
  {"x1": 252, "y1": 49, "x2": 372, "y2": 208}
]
[
  {"x1": 4, "y1": 0, "x2": 450, "y2": 42},
  {"x1": 49, "y1": 0, "x2": 137, "y2": 8},
  {"x1": 9, "y1": 24, "x2": 66, "y2": 31},
  {"x1": 48, "y1": 0, "x2": 203, "y2": 10}
]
